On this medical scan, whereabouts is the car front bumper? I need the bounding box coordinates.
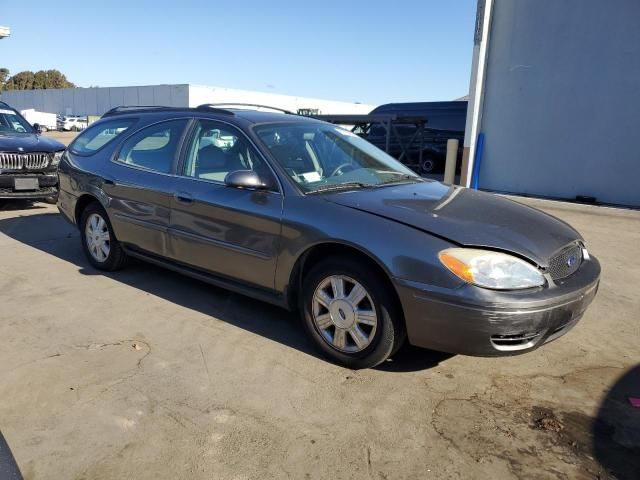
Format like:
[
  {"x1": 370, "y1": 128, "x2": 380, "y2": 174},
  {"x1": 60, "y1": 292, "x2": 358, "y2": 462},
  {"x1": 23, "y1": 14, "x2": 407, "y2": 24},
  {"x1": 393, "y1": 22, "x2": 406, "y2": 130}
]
[
  {"x1": 394, "y1": 256, "x2": 601, "y2": 356},
  {"x1": 0, "y1": 173, "x2": 58, "y2": 199}
]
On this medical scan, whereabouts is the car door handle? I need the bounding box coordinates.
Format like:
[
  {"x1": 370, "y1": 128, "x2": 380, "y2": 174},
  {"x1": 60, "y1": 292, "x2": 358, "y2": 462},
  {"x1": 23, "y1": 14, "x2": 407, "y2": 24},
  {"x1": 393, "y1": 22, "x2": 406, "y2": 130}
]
[{"x1": 174, "y1": 192, "x2": 193, "y2": 204}]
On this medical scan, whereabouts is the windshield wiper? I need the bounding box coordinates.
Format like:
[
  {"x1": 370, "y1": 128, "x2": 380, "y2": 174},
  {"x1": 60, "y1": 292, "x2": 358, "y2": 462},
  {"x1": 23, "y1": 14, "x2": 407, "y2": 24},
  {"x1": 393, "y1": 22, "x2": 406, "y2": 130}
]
[
  {"x1": 377, "y1": 173, "x2": 425, "y2": 186},
  {"x1": 309, "y1": 182, "x2": 377, "y2": 194}
]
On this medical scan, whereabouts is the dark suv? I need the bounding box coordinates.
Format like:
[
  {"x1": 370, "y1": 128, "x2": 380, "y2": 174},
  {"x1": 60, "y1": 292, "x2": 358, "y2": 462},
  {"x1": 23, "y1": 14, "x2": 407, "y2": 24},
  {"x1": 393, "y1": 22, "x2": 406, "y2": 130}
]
[
  {"x1": 0, "y1": 101, "x2": 65, "y2": 201},
  {"x1": 364, "y1": 101, "x2": 467, "y2": 174}
]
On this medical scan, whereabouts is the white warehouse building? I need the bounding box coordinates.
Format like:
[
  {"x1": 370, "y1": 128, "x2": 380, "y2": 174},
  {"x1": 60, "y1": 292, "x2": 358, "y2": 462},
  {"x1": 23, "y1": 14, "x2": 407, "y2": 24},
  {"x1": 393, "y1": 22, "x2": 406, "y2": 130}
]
[{"x1": 0, "y1": 84, "x2": 373, "y2": 117}]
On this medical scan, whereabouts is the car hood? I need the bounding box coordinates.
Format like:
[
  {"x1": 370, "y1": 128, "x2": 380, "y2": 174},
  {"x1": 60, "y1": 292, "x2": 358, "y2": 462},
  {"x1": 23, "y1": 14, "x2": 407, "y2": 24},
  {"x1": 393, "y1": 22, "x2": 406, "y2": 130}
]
[
  {"x1": 322, "y1": 181, "x2": 581, "y2": 266},
  {"x1": 0, "y1": 133, "x2": 65, "y2": 153}
]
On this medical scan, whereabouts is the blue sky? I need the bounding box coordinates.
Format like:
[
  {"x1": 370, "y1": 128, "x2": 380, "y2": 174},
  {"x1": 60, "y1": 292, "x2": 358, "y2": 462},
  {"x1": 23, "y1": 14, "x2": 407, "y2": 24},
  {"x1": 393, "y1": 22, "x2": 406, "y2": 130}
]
[{"x1": 1, "y1": 0, "x2": 476, "y2": 105}]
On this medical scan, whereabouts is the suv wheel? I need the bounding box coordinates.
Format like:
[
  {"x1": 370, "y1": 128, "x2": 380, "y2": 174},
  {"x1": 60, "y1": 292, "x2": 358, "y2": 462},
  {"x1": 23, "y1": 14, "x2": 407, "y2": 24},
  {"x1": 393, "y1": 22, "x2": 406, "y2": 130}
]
[
  {"x1": 80, "y1": 202, "x2": 127, "y2": 271},
  {"x1": 421, "y1": 157, "x2": 438, "y2": 174},
  {"x1": 302, "y1": 257, "x2": 406, "y2": 369}
]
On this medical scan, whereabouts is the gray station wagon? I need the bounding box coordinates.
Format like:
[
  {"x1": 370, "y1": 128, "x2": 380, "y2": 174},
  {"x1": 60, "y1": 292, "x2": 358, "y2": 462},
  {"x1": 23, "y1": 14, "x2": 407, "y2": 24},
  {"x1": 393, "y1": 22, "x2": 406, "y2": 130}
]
[{"x1": 57, "y1": 105, "x2": 600, "y2": 368}]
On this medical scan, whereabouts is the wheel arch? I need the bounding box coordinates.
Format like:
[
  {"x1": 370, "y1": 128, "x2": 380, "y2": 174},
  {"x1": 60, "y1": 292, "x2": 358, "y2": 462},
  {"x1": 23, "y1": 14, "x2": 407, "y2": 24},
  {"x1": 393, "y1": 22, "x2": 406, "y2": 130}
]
[
  {"x1": 74, "y1": 193, "x2": 102, "y2": 226},
  {"x1": 286, "y1": 241, "x2": 405, "y2": 322}
]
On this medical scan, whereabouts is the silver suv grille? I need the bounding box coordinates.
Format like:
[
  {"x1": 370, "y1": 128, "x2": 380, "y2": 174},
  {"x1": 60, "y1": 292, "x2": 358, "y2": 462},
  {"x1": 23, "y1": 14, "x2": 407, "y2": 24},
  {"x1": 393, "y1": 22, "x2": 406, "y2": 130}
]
[
  {"x1": 547, "y1": 243, "x2": 583, "y2": 280},
  {"x1": 0, "y1": 152, "x2": 50, "y2": 170}
]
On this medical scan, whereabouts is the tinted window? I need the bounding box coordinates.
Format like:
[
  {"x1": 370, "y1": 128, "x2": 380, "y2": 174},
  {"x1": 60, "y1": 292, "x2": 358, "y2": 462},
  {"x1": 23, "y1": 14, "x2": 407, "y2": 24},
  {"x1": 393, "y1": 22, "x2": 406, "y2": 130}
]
[
  {"x1": 117, "y1": 119, "x2": 188, "y2": 174},
  {"x1": 70, "y1": 118, "x2": 136, "y2": 155},
  {"x1": 182, "y1": 120, "x2": 276, "y2": 188}
]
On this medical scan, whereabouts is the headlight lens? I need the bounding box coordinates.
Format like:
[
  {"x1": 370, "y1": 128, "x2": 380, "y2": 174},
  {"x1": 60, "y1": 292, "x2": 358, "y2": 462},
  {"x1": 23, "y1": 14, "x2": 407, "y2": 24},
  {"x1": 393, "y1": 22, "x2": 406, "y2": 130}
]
[
  {"x1": 51, "y1": 151, "x2": 64, "y2": 166},
  {"x1": 438, "y1": 248, "x2": 545, "y2": 290}
]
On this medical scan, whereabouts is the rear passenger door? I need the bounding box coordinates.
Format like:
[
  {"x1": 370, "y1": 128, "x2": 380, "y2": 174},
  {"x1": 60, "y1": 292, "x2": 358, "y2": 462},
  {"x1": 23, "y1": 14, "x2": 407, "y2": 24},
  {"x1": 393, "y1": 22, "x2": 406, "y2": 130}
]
[
  {"x1": 167, "y1": 119, "x2": 283, "y2": 291},
  {"x1": 106, "y1": 119, "x2": 189, "y2": 257}
]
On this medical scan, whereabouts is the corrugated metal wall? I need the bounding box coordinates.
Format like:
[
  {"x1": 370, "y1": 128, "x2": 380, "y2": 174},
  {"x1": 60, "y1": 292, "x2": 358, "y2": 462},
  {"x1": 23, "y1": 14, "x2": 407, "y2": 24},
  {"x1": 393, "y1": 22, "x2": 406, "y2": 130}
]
[
  {"x1": 1, "y1": 84, "x2": 190, "y2": 116},
  {"x1": 0, "y1": 84, "x2": 373, "y2": 118},
  {"x1": 477, "y1": 0, "x2": 640, "y2": 207}
]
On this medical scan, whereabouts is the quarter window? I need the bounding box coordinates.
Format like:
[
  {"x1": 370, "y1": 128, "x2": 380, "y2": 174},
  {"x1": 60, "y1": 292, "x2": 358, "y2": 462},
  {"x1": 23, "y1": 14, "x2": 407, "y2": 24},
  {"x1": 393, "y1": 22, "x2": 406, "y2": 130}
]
[
  {"x1": 70, "y1": 118, "x2": 136, "y2": 156},
  {"x1": 116, "y1": 119, "x2": 188, "y2": 173},
  {"x1": 182, "y1": 120, "x2": 276, "y2": 188}
]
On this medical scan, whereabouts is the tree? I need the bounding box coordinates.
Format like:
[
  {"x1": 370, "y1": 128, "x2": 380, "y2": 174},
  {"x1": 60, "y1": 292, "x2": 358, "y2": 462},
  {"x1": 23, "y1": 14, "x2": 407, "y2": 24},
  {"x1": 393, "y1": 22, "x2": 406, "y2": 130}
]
[
  {"x1": 2, "y1": 69, "x2": 75, "y2": 90},
  {"x1": 4, "y1": 71, "x2": 34, "y2": 90},
  {"x1": 0, "y1": 68, "x2": 9, "y2": 91}
]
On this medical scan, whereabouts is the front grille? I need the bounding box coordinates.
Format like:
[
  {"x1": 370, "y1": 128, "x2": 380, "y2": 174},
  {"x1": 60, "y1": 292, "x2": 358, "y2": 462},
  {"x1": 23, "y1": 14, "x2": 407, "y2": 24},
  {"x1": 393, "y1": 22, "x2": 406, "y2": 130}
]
[
  {"x1": 0, "y1": 152, "x2": 50, "y2": 171},
  {"x1": 547, "y1": 243, "x2": 583, "y2": 280}
]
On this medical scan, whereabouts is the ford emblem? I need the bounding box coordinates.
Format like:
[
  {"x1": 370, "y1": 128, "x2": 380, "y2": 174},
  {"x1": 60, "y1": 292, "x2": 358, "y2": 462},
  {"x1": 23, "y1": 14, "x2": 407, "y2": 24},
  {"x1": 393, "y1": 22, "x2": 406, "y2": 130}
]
[{"x1": 566, "y1": 255, "x2": 577, "y2": 267}]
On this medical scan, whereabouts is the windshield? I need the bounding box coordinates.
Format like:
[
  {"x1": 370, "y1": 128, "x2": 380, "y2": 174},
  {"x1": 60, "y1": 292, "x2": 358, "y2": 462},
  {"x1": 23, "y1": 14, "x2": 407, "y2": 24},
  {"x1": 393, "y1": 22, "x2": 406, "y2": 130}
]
[
  {"x1": 0, "y1": 108, "x2": 34, "y2": 134},
  {"x1": 254, "y1": 123, "x2": 422, "y2": 193}
]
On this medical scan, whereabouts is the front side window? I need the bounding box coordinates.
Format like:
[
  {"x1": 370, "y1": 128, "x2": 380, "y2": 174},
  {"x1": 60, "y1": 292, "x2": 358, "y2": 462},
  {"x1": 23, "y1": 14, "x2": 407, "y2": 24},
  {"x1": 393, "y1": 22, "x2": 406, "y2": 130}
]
[
  {"x1": 254, "y1": 123, "x2": 422, "y2": 193},
  {"x1": 70, "y1": 118, "x2": 136, "y2": 155},
  {"x1": 116, "y1": 119, "x2": 188, "y2": 173},
  {"x1": 182, "y1": 119, "x2": 275, "y2": 188},
  {"x1": 0, "y1": 107, "x2": 34, "y2": 134}
]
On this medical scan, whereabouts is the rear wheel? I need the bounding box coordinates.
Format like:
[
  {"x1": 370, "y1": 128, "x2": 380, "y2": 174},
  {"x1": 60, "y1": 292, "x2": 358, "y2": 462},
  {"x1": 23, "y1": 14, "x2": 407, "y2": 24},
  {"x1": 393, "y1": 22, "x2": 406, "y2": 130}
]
[
  {"x1": 302, "y1": 257, "x2": 406, "y2": 369},
  {"x1": 80, "y1": 202, "x2": 128, "y2": 271}
]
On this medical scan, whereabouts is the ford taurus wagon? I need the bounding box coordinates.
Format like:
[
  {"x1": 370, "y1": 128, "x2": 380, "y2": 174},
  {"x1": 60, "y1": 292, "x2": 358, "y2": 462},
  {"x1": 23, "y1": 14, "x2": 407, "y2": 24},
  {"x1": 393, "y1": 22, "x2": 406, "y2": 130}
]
[{"x1": 57, "y1": 105, "x2": 600, "y2": 368}]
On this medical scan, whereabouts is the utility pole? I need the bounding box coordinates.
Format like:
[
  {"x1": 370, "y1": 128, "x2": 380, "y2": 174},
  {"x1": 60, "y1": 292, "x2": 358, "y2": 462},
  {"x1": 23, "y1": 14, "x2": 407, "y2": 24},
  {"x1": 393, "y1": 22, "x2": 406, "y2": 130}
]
[{"x1": 460, "y1": 0, "x2": 493, "y2": 187}]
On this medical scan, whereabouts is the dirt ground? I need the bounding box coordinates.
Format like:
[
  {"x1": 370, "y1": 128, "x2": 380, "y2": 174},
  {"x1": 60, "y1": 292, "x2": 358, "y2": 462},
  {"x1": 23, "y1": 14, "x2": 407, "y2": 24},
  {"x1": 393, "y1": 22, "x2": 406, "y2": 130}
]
[{"x1": 0, "y1": 195, "x2": 639, "y2": 480}]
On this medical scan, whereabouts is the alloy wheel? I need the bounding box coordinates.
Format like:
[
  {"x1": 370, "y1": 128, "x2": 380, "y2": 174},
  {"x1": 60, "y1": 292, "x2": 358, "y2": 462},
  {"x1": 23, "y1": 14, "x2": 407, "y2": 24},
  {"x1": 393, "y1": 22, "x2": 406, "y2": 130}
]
[
  {"x1": 312, "y1": 275, "x2": 378, "y2": 353},
  {"x1": 85, "y1": 213, "x2": 111, "y2": 262}
]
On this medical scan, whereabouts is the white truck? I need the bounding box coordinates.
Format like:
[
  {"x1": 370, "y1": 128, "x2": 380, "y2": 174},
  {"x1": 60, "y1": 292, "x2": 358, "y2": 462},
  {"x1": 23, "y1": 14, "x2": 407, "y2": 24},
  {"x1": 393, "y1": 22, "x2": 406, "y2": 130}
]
[{"x1": 20, "y1": 109, "x2": 57, "y2": 132}]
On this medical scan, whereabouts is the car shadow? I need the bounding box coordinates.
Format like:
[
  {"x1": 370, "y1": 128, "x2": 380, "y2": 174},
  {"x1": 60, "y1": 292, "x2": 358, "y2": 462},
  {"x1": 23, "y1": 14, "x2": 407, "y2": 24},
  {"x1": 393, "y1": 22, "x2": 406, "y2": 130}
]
[
  {"x1": 0, "y1": 199, "x2": 48, "y2": 211},
  {"x1": 0, "y1": 430, "x2": 23, "y2": 480},
  {"x1": 0, "y1": 211, "x2": 451, "y2": 372},
  {"x1": 591, "y1": 364, "x2": 640, "y2": 479}
]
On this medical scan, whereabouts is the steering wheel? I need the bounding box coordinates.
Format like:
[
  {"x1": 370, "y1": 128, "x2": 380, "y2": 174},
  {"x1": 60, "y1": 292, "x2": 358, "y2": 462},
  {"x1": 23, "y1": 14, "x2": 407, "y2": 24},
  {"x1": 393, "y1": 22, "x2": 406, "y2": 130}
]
[{"x1": 330, "y1": 163, "x2": 356, "y2": 177}]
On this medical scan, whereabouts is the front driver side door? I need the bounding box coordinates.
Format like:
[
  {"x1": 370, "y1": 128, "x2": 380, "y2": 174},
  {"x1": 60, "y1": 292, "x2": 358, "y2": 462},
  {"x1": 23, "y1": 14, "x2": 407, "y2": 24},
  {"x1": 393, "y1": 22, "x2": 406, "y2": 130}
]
[{"x1": 168, "y1": 118, "x2": 283, "y2": 291}]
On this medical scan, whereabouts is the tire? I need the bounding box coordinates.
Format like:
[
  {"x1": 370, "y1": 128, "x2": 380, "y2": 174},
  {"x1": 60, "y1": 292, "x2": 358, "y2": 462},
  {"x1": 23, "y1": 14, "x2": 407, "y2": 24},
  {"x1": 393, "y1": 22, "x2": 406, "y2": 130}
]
[
  {"x1": 302, "y1": 256, "x2": 406, "y2": 369},
  {"x1": 80, "y1": 202, "x2": 128, "y2": 271}
]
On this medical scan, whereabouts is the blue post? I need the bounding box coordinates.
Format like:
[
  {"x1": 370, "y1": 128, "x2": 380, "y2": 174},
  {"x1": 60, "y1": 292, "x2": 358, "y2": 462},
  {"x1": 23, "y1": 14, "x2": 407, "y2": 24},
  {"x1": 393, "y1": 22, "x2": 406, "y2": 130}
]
[{"x1": 471, "y1": 132, "x2": 484, "y2": 189}]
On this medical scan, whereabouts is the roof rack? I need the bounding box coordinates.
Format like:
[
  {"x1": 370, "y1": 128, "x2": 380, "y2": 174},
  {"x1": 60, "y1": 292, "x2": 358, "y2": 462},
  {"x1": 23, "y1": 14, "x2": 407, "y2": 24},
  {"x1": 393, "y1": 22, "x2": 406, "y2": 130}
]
[
  {"x1": 199, "y1": 103, "x2": 294, "y2": 115},
  {"x1": 192, "y1": 104, "x2": 236, "y2": 115},
  {"x1": 102, "y1": 105, "x2": 176, "y2": 117}
]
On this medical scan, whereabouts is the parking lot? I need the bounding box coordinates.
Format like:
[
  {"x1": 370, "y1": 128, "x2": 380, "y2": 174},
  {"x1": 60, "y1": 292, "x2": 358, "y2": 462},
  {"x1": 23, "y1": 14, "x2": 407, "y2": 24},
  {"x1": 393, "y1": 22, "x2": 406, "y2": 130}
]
[{"x1": 0, "y1": 195, "x2": 638, "y2": 480}]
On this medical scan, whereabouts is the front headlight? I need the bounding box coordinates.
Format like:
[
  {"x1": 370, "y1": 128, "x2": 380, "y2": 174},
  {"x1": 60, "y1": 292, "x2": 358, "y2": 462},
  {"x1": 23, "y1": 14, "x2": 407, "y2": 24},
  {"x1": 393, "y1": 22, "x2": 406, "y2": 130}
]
[
  {"x1": 51, "y1": 151, "x2": 64, "y2": 166},
  {"x1": 438, "y1": 248, "x2": 545, "y2": 290}
]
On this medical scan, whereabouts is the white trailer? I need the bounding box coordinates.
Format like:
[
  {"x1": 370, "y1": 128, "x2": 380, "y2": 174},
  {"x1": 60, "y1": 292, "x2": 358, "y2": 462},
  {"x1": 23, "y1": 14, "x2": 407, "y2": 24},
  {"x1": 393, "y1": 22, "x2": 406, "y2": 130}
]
[{"x1": 20, "y1": 109, "x2": 57, "y2": 131}]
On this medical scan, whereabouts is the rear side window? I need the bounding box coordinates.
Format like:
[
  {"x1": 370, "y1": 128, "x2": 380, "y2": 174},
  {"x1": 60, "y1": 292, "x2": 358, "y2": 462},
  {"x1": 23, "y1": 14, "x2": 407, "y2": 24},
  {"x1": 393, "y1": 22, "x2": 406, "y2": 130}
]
[
  {"x1": 70, "y1": 119, "x2": 136, "y2": 156},
  {"x1": 116, "y1": 119, "x2": 188, "y2": 174}
]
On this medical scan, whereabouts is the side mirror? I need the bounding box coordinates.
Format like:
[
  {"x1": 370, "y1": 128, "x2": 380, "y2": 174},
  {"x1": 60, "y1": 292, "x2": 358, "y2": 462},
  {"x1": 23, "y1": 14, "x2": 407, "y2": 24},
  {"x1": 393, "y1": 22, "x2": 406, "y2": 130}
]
[
  {"x1": 224, "y1": 170, "x2": 268, "y2": 190},
  {"x1": 33, "y1": 123, "x2": 43, "y2": 134}
]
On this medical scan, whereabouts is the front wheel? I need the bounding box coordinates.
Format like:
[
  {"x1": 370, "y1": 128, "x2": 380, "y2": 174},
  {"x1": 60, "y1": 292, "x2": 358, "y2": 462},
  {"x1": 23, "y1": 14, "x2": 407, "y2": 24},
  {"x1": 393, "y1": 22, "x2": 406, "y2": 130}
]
[
  {"x1": 302, "y1": 257, "x2": 406, "y2": 369},
  {"x1": 80, "y1": 202, "x2": 128, "y2": 271}
]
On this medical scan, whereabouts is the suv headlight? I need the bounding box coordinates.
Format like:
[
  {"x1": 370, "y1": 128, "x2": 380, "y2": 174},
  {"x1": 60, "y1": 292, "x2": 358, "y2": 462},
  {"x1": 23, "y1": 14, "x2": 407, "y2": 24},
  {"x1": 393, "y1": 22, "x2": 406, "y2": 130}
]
[
  {"x1": 438, "y1": 248, "x2": 545, "y2": 290},
  {"x1": 51, "y1": 151, "x2": 64, "y2": 166}
]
